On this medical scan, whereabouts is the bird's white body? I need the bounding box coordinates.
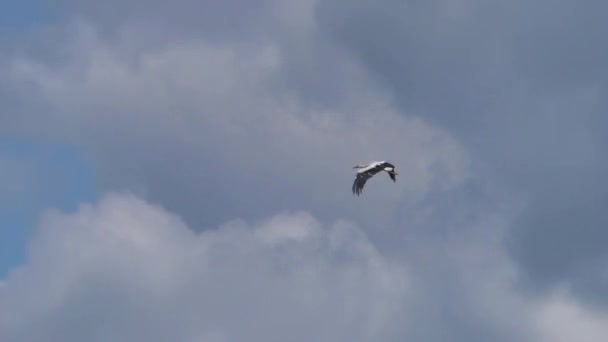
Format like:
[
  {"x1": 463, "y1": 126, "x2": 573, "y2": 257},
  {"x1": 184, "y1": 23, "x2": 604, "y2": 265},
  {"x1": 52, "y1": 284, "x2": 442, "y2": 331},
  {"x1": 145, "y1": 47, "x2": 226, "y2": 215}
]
[{"x1": 355, "y1": 161, "x2": 386, "y2": 173}]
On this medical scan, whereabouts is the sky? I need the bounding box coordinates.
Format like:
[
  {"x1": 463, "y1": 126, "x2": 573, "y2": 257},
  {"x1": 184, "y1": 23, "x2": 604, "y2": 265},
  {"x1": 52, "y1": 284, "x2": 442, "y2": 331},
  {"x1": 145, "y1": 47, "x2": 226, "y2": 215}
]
[
  {"x1": 0, "y1": 141, "x2": 97, "y2": 278},
  {"x1": 0, "y1": 1, "x2": 48, "y2": 34},
  {"x1": 1, "y1": 0, "x2": 608, "y2": 341}
]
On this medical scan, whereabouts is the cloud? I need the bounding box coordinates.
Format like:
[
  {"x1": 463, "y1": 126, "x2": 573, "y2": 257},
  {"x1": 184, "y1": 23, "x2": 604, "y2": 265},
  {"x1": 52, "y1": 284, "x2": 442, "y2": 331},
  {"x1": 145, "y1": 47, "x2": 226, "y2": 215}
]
[
  {"x1": 535, "y1": 289, "x2": 608, "y2": 342},
  {"x1": 3, "y1": 0, "x2": 608, "y2": 340},
  {"x1": 316, "y1": 0, "x2": 608, "y2": 303},
  {"x1": 2, "y1": 193, "x2": 608, "y2": 341},
  {"x1": 0, "y1": 193, "x2": 409, "y2": 342},
  {"x1": 2, "y1": 21, "x2": 468, "y2": 231},
  {"x1": 0, "y1": 142, "x2": 98, "y2": 277}
]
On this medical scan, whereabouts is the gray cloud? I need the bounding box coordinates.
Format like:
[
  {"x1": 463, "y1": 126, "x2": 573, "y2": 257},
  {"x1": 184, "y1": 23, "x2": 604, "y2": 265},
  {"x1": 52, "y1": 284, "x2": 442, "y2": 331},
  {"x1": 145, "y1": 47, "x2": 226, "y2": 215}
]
[
  {"x1": 2, "y1": 0, "x2": 608, "y2": 340},
  {"x1": 316, "y1": 0, "x2": 608, "y2": 303},
  {"x1": 2, "y1": 21, "x2": 467, "y2": 232}
]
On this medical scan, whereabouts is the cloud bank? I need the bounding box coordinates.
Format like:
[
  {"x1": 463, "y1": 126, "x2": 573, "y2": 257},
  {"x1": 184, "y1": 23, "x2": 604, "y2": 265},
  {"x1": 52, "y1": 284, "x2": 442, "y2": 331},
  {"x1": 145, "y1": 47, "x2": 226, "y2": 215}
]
[
  {"x1": 1, "y1": 194, "x2": 409, "y2": 341},
  {"x1": 3, "y1": 21, "x2": 467, "y2": 232},
  {"x1": 2, "y1": 0, "x2": 608, "y2": 340},
  {"x1": 2, "y1": 193, "x2": 608, "y2": 341}
]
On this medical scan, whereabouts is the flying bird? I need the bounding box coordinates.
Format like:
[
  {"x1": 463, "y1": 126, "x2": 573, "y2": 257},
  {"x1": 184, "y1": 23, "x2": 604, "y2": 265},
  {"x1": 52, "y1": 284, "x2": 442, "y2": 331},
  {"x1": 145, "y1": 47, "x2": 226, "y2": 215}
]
[{"x1": 352, "y1": 161, "x2": 398, "y2": 196}]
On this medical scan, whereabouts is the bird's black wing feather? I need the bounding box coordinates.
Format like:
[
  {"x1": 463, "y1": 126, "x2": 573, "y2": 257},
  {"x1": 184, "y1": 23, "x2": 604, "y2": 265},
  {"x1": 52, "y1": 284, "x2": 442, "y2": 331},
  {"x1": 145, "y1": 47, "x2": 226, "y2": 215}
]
[
  {"x1": 352, "y1": 172, "x2": 371, "y2": 196},
  {"x1": 352, "y1": 164, "x2": 385, "y2": 196}
]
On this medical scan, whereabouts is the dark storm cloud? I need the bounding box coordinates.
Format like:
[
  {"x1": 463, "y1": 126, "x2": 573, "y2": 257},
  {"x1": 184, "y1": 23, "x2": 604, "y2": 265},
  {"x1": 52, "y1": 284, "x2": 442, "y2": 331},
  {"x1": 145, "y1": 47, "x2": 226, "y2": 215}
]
[{"x1": 316, "y1": 0, "x2": 608, "y2": 301}]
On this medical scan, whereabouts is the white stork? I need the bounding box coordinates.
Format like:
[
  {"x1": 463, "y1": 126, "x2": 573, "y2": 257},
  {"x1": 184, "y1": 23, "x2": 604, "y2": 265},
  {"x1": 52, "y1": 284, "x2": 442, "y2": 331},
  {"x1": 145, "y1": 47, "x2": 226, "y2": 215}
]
[{"x1": 352, "y1": 161, "x2": 398, "y2": 196}]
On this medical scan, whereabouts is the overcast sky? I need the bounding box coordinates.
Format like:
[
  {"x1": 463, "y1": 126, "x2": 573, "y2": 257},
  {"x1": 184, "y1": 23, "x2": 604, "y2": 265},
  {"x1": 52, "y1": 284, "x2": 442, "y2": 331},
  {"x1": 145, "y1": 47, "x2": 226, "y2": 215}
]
[{"x1": 1, "y1": 0, "x2": 608, "y2": 341}]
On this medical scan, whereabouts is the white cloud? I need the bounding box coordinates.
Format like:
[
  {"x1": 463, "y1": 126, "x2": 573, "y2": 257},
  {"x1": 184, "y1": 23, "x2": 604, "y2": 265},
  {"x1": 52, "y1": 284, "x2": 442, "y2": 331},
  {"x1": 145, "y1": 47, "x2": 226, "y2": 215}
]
[
  {"x1": 535, "y1": 288, "x2": 608, "y2": 342},
  {"x1": 0, "y1": 193, "x2": 410, "y2": 342},
  {"x1": 2, "y1": 193, "x2": 608, "y2": 342}
]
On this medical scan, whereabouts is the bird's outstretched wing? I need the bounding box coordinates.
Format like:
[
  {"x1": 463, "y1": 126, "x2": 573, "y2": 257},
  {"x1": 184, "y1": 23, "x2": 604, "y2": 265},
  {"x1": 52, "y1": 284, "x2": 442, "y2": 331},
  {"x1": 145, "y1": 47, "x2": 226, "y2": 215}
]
[
  {"x1": 352, "y1": 162, "x2": 388, "y2": 196},
  {"x1": 352, "y1": 172, "x2": 371, "y2": 196}
]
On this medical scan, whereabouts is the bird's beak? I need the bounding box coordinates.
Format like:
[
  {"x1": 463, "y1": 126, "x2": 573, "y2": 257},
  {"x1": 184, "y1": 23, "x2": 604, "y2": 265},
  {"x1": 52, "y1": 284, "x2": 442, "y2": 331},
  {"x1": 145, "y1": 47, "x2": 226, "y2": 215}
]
[{"x1": 393, "y1": 171, "x2": 398, "y2": 175}]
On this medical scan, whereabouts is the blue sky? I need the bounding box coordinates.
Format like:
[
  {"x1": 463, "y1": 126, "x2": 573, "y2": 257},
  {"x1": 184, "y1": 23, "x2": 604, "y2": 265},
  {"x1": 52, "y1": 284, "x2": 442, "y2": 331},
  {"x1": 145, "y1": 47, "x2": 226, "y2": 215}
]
[
  {"x1": 0, "y1": 1, "x2": 50, "y2": 36},
  {"x1": 0, "y1": 2, "x2": 74, "y2": 279},
  {"x1": 0, "y1": 141, "x2": 98, "y2": 278}
]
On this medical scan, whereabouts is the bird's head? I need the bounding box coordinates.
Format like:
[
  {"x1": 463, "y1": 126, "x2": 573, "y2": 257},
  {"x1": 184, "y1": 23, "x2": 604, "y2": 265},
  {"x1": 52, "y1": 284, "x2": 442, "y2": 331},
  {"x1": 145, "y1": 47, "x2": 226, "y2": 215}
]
[
  {"x1": 384, "y1": 166, "x2": 398, "y2": 175},
  {"x1": 353, "y1": 164, "x2": 367, "y2": 169},
  {"x1": 388, "y1": 169, "x2": 398, "y2": 182}
]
